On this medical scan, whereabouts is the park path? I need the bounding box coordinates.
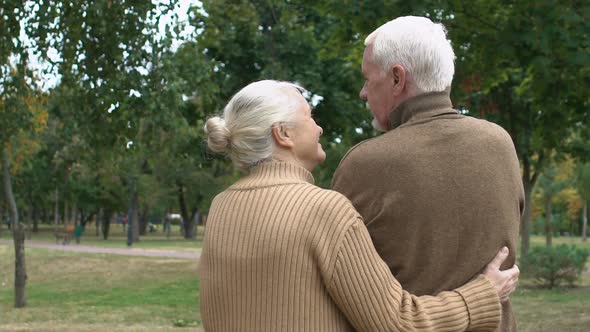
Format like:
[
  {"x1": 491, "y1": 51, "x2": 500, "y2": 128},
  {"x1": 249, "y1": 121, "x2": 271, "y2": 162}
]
[{"x1": 0, "y1": 239, "x2": 200, "y2": 259}]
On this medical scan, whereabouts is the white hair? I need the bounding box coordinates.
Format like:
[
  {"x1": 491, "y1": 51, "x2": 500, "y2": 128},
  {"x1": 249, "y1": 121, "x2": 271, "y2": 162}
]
[
  {"x1": 204, "y1": 80, "x2": 306, "y2": 170},
  {"x1": 365, "y1": 16, "x2": 456, "y2": 92}
]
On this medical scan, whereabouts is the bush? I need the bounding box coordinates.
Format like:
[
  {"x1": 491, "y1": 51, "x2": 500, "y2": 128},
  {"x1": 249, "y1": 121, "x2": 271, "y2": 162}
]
[{"x1": 521, "y1": 244, "x2": 589, "y2": 289}]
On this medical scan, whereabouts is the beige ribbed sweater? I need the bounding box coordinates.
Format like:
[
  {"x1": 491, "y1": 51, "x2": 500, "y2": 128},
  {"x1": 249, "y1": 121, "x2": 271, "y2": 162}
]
[{"x1": 199, "y1": 161, "x2": 501, "y2": 331}]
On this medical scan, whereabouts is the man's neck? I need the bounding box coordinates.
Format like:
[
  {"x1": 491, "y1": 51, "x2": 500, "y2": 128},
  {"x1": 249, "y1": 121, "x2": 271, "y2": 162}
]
[{"x1": 387, "y1": 90, "x2": 454, "y2": 130}]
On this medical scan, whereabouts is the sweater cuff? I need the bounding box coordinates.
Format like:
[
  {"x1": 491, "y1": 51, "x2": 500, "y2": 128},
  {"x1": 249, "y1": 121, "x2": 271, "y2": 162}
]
[{"x1": 455, "y1": 275, "x2": 501, "y2": 331}]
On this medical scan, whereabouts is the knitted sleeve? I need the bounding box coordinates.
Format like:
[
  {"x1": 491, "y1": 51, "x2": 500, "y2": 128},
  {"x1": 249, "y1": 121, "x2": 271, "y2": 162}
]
[{"x1": 325, "y1": 219, "x2": 501, "y2": 332}]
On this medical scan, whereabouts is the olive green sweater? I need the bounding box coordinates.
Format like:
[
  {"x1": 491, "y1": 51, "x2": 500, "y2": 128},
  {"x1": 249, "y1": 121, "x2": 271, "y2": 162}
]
[
  {"x1": 199, "y1": 161, "x2": 501, "y2": 331},
  {"x1": 333, "y1": 91, "x2": 524, "y2": 332}
]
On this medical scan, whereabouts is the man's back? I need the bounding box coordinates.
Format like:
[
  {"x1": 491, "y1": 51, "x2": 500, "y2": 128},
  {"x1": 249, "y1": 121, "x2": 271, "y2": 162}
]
[{"x1": 333, "y1": 92, "x2": 524, "y2": 331}]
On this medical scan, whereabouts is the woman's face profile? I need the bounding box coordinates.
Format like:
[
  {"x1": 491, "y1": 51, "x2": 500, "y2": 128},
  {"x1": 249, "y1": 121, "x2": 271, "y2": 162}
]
[{"x1": 288, "y1": 93, "x2": 326, "y2": 171}]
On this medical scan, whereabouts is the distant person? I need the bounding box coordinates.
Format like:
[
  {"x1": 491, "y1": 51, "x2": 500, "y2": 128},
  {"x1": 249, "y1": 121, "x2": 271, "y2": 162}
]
[
  {"x1": 199, "y1": 80, "x2": 520, "y2": 331},
  {"x1": 332, "y1": 16, "x2": 524, "y2": 332},
  {"x1": 164, "y1": 219, "x2": 171, "y2": 238},
  {"x1": 74, "y1": 224, "x2": 84, "y2": 244}
]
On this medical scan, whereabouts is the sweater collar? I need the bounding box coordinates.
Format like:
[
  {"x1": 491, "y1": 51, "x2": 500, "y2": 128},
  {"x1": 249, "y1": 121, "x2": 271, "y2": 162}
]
[
  {"x1": 229, "y1": 161, "x2": 315, "y2": 190},
  {"x1": 388, "y1": 90, "x2": 457, "y2": 129}
]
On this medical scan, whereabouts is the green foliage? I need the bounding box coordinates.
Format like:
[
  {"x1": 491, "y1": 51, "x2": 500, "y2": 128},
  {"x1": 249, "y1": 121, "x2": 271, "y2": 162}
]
[
  {"x1": 521, "y1": 244, "x2": 589, "y2": 289},
  {"x1": 3, "y1": 1, "x2": 589, "y2": 245},
  {"x1": 537, "y1": 165, "x2": 572, "y2": 198},
  {"x1": 19, "y1": 1, "x2": 230, "y2": 240},
  {"x1": 190, "y1": 0, "x2": 384, "y2": 184},
  {"x1": 442, "y1": 0, "x2": 590, "y2": 257}
]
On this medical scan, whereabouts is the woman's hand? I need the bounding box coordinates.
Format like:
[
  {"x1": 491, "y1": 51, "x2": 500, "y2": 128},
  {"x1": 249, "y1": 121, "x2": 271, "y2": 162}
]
[{"x1": 482, "y1": 247, "x2": 520, "y2": 302}]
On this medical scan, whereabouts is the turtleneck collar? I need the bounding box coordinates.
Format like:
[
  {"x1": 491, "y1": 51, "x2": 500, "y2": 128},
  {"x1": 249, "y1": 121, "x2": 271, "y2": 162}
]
[
  {"x1": 228, "y1": 161, "x2": 315, "y2": 190},
  {"x1": 388, "y1": 90, "x2": 458, "y2": 130}
]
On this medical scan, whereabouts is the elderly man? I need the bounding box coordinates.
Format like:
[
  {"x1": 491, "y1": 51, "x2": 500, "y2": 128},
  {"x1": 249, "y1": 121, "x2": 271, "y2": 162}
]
[{"x1": 332, "y1": 16, "x2": 524, "y2": 332}]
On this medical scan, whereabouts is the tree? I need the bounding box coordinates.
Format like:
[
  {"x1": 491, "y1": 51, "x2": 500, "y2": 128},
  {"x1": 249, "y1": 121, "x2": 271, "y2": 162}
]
[
  {"x1": 190, "y1": 0, "x2": 391, "y2": 187},
  {"x1": 34, "y1": 0, "x2": 179, "y2": 245},
  {"x1": 0, "y1": 0, "x2": 37, "y2": 308},
  {"x1": 445, "y1": 0, "x2": 590, "y2": 256},
  {"x1": 536, "y1": 165, "x2": 571, "y2": 246},
  {"x1": 576, "y1": 163, "x2": 590, "y2": 241}
]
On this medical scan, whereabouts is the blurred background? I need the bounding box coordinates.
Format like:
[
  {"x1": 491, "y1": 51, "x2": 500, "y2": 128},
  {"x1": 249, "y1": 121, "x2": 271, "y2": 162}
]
[{"x1": 0, "y1": 1, "x2": 589, "y2": 331}]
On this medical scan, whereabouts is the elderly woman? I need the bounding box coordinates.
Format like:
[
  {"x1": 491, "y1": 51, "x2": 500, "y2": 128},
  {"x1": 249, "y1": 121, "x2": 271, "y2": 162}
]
[{"x1": 199, "y1": 80, "x2": 519, "y2": 332}]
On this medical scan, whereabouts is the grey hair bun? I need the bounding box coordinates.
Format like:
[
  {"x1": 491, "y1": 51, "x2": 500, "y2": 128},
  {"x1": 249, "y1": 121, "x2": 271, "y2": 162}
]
[{"x1": 204, "y1": 116, "x2": 231, "y2": 153}]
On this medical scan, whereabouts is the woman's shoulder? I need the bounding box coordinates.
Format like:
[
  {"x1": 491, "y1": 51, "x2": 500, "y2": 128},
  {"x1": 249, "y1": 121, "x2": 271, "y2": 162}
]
[
  {"x1": 295, "y1": 183, "x2": 361, "y2": 224},
  {"x1": 298, "y1": 182, "x2": 354, "y2": 203}
]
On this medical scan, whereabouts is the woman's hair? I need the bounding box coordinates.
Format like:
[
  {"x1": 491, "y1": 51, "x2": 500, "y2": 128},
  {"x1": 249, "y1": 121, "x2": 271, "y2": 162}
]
[
  {"x1": 365, "y1": 16, "x2": 455, "y2": 93},
  {"x1": 204, "y1": 80, "x2": 306, "y2": 170}
]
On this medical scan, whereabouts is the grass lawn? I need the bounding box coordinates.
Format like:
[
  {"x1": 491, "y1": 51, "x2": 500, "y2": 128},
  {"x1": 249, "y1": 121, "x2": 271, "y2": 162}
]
[
  {"x1": 528, "y1": 234, "x2": 590, "y2": 250},
  {"x1": 0, "y1": 233, "x2": 588, "y2": 331},
  {"x1": 0, "y1": 224, "x2": 203, "y2": 252},
  {"x1": 0, "y1": 245, "x2": 201, "y2": 332},
  {"x1": 512, "y1": 285, "x2": 590, "y2": 332},
  {"x1": 513, "y1": 235, "x2": 590, "y2": 332}
]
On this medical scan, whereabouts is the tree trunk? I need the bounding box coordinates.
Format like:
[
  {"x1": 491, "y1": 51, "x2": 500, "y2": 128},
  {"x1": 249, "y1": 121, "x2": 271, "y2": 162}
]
[
  {"x1": 71, "y1": 202, "x2": 77, "y2": 226},
  {"x1": 54, "y1": 188, "x2": 59, "y2": 225},
  {"x1": 3, "y1": 148, "x2": 27, "y2": 308},
  {"x1": 41, "y1": 208, "x2": 48, "y2": 227},
  {"x1": 64, "y1": 199, "x2": 69, "y2": 226},
  {"x1": 20, "y1": 206, "x2": 26, "y2": 225},
  {"x1": 192, "y1": 208, "x2": 200, "y2": 240},
  {"x1": 126, "y1": 156, "x2": 145, "y2": 245},
  {"x1": 139, "y1": 207, "x2": 148, "y2": 236},
  {"x1": 177, "y1": 181, "x2": 195, "y2": 239},
  {"x1": 127, "y1": 184, "x2": 139, "y2": 245},
  {"x1": 521, "y1": 176, "x2": 533, "y2": 257},
  {"x1": 0, "y1": 201, "x2": 3, "y2": 237},
  {"x1": 79, "y1": 210, "x2": 96, "y2": 228},
  {"x1": 96, "y1": 208, "x2": 102, "y2": 237},
  {"x1": 13, "y1": 224, "x2": 27, "y2": 308},
  {"x1": 582, "y1": 201, "x2": 588, "y2": 242},
  {"x1": 32, "y1": 205, "x2": 39, "y2": 233},
  {"x1": 545, "y1": 197, "x2": 553, "y2": 246},
  {"x1": 178, "y1": 181, "x2": 189, "y2": 224},
  {"x1": 131, "y1": 193, "x2": 139, "y2": 242},
  {"x1": 102, "y1": 209, "x2": 111, "y2": 240}
]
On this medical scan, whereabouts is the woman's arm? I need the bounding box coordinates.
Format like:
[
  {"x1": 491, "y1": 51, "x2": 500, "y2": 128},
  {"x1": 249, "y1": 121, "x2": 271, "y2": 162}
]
[{"x1": 325, "y1": 219, "x2": 518, "y2": 332}]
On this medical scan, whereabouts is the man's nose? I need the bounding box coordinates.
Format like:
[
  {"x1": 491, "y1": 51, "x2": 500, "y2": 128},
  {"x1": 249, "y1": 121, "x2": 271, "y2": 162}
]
[{"x1": 359, "y1": 87, "x2": 367, "y2": 100}]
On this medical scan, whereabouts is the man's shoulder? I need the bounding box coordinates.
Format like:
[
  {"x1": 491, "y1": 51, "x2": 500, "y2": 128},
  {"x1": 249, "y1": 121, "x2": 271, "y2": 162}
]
[
  {"x1": 460, "y1": 116, "x2": 514, "y2": 144},
  {"x1": 339, "y1": 137, "x2": 376, "y2": 162},
  {"x1": 332, "y1": 134, "x2": 397, "y2": 187},
  {"x1": 461, "y1": 115, "x2": 508, "y2": 133},
  {"x1": 338, "y1": 133, "x2": 395, "y2": 165},
  {"x1": 334, "y1": 137, "x2": 373, "y2": 179}
]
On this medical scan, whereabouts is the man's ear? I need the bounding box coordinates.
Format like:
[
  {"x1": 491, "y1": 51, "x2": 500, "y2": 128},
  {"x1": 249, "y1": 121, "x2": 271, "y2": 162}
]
[
  {"x1": 390, "y1": 64, "x2": 406, "y2": 95},
  {"x1": 272, "y1": 124, "x2": 294, "y2": 149}
]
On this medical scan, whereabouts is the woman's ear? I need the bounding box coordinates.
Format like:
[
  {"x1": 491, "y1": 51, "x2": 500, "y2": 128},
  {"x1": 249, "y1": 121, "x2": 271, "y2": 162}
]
[{"x1": 272, "y1": 124, "x2": 294, "y2": 149}]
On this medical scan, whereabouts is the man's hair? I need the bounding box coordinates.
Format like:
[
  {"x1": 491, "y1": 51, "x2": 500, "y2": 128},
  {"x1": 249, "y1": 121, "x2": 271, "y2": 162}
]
[{"x1": 365, "y1": 16, "x2": 455, "y2": 93}]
